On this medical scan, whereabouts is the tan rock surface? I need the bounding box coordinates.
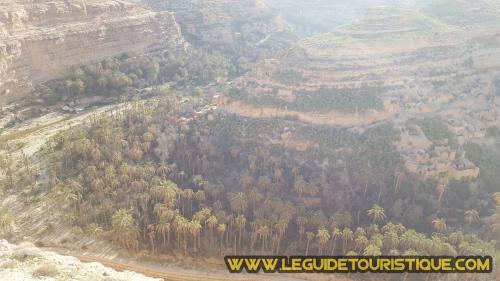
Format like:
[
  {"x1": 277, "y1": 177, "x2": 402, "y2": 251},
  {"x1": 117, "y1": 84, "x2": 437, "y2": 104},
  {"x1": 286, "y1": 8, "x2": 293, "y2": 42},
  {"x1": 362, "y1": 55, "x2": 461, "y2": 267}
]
[{"x1": 0, "y1": 0, "x2": 186, "y2": 103}]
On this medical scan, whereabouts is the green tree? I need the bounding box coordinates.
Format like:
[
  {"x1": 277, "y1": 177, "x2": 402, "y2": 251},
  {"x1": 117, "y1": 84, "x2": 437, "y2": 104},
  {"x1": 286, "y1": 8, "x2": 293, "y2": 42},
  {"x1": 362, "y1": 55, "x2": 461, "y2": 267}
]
[
  {"x1": 305, "y1": 231, "x2": 314, "y2": 255},
  {"x1": 464, "y1": 209, "x2": 479, "y2": 224},
  {"x1": 229, "y1": 192, "x2": 247, "y2": 216},
  {"x1": 111, "y1": 209, "x2": 139, "y2": 250},
  {"x1": 316, "y1": 227, "x2": 330, "y2": 255},
  {"x1": 432, "y1": 218, "x2": 447, "y2": 233},
  {"x1": 367, "y1": 204, "x2": 386, "y2": 222},
  {"x1": 363, "y1": 244, "x2": 382, "y2": 256},
  {"x1": 341, "y1": 228, "x2": 353, "y2": 254},
  {"x1": 85, "y1": 223, "x2": 103, "y2": 239}
]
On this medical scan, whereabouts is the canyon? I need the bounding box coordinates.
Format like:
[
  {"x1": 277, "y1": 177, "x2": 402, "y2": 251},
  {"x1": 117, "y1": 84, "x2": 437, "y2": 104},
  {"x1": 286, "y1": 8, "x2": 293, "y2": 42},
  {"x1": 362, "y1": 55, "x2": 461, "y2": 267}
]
[
  {"x1": 0, "y1": 0, "x2": 186, "y2": 103},
  {"x1": 0, "y1": 1, "x2": 499, "y2": 280}
]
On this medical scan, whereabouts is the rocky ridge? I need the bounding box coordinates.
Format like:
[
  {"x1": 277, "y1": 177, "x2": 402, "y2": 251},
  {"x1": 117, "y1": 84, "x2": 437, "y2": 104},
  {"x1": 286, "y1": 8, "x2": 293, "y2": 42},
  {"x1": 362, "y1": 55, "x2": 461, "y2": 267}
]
[
  {"x1": 146, "y1": 0, "x2": 286, "y2": 53},
  {"x1": 0, "y1": 240, "x2": 158, "y2": 281},
  {"x1": 0, "y1": 0, "x2": 186, "y2": 103}
]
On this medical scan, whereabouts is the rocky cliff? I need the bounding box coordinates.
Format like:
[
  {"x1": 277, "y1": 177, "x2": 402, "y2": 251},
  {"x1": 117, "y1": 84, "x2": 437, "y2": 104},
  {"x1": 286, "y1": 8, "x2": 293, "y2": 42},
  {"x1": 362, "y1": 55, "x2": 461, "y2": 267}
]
[
  {"x1": 0, "y1": 0, "x2": 186, "y2": 103},
  {"x1": 146, "y1": 0, "x2": 286, "y2": 56}
]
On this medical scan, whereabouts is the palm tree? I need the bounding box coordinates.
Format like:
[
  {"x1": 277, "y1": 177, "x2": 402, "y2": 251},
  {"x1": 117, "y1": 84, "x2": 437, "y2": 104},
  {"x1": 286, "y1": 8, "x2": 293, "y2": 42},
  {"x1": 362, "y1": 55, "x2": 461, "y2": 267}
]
[
  {"x1": 330, "y1": 227, "x2": 341, "y2": 255},
  {"x1": 111, "y1": 209, "x2": 139, "y2": 250},
  {"x1": 156, "y1": 162, "x2": 171, "y2": 178},
  {"x1": 447, "y1": 231, "x2": 464, "y2": 247},
  {"x1": 235, "y1": 215, "x2": 247, "y2": 249},
  {"x1": 296, "y1": 215, "x2": 307, "y2": 243},
  {"x1": 363, "y1": 244, "x2": 382, "y2": 256},
  {"x1": 229, "y1": 192, "x2": 247, "y2": 216},
  {"x1": 217, "y1": 223, "x2": 226, "y2": 254},
  {"x1": 257, "y1": 225, "x2": 270, "y2": 254},
  {"x1": 383, "y1": 231, "x2": 399, "y2": 251},
  {"x1": 305, "y1": 231, "x2": 314, "y2": 255},
  {"x1": 247, "y1": 189, "x2": 263, "y2": 212},
  {"x1": 354, "y1": 227, "x2": 366, "y2": 239},
  {"x1": 341, "y1": 228, "x2": 353, "y2": 254},
  {"x1": 148, "y1": 224, "x2": 156, "y2": 253},
  {"x1": 432, "y1": 218, "x2": 447, "y2": 233},
  {"x1": 354, "y1": 235, "x2": 369, "y2": 252},
  {"x1": 156, "y1": 219, "x2": 171, "y2": 246},
  {"x1": 190, "y1": 220, "x2": 202, "y2": 252},
  {"x1": 489, "y1": 208, "x2": 500, "y2": 235},
  {"x1": 193, "y1": 208, "x2": 211, "y2": 229},
  {"x1": 367, "y1": 204, "x2": 386, "y2": 222},
  {"x1": 293, "y1": 175, "x2": 306, "y2": 198},
  {"x1": 85, "y1": 223, "x2": 103, "y2": 239},
  {"x1": 316, "y1": 227, "x2": 330, "y2": 255},
  {"x1": 464, "y1": 209, "x2": 479, "y2": 224},
  {"x1": 182, "y1": 189, "x2": 194, "y2": 215},
  {"x1": 194, "y1": 190, "x2": 206, "y2": 205},
  {"x1": 492, "y1": 192, "x2": 500, "y2": 206},
  {"x1": 174, "y1": 215, "x2": 189, "y2": 255},
  {"x1": 274, "y1": 218, "x2": 288, "y2": 254},
  {"x1": 53, "y1": 183, "x2": 79, "y2": 209},
  {"x1": 367, "y1": 224, "x2": 380, "y2": 238},
  {"x1": 207, "y1": 215, "x2": 218, "y2": 243}
]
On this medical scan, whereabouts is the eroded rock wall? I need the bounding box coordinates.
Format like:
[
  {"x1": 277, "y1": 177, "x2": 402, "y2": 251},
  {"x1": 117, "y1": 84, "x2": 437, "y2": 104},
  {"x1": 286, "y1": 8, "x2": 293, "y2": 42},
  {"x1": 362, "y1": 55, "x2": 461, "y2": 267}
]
[{"x1": 0, "y1": 0, "x2": 186, "y2": 103}]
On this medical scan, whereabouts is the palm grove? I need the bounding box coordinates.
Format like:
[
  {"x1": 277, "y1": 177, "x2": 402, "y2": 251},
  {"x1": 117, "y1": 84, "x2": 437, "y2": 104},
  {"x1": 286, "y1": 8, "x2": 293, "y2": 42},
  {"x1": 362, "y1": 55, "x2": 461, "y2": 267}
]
[{"x1": 35, "y1": 92, "x2": 500, "y2": 269}]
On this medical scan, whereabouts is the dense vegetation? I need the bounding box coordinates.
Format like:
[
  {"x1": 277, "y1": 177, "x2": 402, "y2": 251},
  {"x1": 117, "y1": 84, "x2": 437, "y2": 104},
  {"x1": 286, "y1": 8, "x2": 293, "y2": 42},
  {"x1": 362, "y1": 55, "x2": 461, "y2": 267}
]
[
  {"x1": 0, "y1": 4, "x2": 498, "y2": 279},
  {"x1": 226, "y1": 87, "x2": 384, "y2": 113},
  {"x1": 34, "y1": 94, "x2": 498, "y2": 277},
  {"x1": 271, "y1": 69, "x2": 309, "y2": 85},
  {"x1": 410, "y1": 117, "x2": 454, "y2": 142},
  {"x1": 34, "y1": 50, "x2": 248, "y2": 106},
  {"x1": 293, "y1": 87, "x2": 385, "y2": 113}
]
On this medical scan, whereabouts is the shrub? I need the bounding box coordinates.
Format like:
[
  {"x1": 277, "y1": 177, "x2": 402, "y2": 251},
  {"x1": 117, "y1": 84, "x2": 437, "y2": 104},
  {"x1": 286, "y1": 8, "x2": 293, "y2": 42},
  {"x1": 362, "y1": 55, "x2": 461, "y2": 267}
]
[{"x1": 411, "y1": 117, "x2": 453, "y2": 141}]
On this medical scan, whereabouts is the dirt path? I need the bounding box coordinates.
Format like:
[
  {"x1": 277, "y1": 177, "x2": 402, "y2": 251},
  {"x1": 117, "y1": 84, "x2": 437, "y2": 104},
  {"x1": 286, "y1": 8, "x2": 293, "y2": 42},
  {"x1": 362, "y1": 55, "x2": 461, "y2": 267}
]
[{"x1": 45, "y1": 247, "x2": 307, "y2": 281}]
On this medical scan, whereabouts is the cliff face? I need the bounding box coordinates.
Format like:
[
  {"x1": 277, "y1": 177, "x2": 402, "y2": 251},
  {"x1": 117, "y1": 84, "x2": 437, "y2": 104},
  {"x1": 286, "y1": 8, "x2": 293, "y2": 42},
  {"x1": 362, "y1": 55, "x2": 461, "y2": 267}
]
[
  {"x1": 147, "y1": 0, "x2": 286, "y2": 52},
  {"x1": 0, "y1": 0, "x2": 186, "y2": 103}
]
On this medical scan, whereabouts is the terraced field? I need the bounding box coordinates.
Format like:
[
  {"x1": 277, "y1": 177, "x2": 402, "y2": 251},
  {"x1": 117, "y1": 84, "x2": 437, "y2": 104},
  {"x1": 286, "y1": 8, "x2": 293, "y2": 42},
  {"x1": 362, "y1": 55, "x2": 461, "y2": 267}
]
[{"x1": 223, "y1": 1, "x2": 500, "y2": 129}]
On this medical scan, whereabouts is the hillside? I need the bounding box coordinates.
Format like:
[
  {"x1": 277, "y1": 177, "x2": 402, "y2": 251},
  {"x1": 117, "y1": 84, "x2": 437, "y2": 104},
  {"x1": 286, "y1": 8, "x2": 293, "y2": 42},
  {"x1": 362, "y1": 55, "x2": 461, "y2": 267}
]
[
  {"x1": 224, "y1": 3, "x2": 499, "y2": 127},
  {"x1": 145, "y1": 0, "x2": 287, "y2": 59},
  {"x1": 221, "y1": 1, "x2": 500, "y2": 186},
  {"x1": 0, "y1": 0, "x2": 186, "y2": 103}
]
